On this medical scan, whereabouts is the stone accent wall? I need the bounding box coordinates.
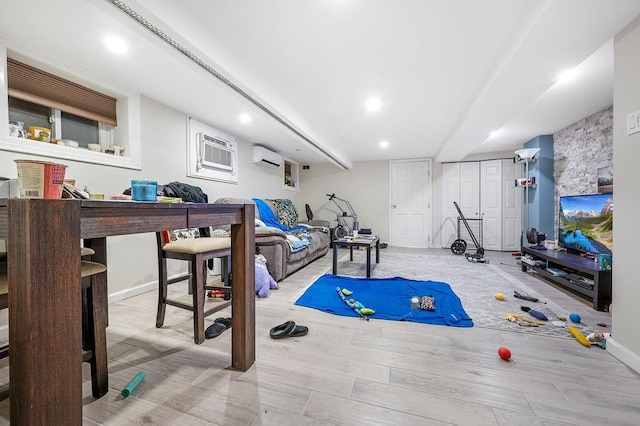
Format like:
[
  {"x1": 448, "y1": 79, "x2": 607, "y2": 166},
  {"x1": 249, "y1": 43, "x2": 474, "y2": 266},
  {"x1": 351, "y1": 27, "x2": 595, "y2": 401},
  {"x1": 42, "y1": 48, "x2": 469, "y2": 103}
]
[{"x1": 552, "y1": 105, "x2": 613, "y2": 237}]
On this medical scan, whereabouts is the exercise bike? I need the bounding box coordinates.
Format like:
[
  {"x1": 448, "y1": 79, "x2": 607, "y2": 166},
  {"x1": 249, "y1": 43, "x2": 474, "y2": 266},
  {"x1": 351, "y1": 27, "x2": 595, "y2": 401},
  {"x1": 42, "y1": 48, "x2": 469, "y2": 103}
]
[{"x1": 326, "y1": 193, "x2": 359, "y2": 239}]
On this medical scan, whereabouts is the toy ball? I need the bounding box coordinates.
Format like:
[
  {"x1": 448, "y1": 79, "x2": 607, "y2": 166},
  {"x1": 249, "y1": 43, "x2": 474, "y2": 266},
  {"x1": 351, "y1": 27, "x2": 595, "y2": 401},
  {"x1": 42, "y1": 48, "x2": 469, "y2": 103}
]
[
  {"x1": 495, "y1": 293, "x2": 505, "y2": 301},
  {"x1": 498, "y1": 347, "x2": 512, "y2": 361},
  {"x1": 569, "y1": 313, "x2": 581, "y2": 323}
]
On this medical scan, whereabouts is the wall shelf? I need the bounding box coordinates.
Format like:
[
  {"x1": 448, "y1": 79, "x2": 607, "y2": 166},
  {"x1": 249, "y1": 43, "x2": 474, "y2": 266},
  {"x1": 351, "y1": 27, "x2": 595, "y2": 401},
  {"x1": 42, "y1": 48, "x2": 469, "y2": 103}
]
[{"x1": 283, "y1": 159, "x2": 299, "y2": 191}]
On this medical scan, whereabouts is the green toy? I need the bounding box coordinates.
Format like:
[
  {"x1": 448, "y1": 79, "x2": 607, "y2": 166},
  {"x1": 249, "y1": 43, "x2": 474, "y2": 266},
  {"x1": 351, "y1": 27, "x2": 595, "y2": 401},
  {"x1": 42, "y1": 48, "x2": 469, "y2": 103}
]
[{"x1": 336, "y1": 287, "x2": 375, "y2": 320}]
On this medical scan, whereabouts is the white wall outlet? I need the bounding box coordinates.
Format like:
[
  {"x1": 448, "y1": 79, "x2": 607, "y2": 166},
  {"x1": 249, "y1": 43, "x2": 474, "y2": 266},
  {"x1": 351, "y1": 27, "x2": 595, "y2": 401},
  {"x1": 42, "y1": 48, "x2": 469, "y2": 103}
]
[{"x1": 627, "y1": 110, "x2": 640, "y2": 135}]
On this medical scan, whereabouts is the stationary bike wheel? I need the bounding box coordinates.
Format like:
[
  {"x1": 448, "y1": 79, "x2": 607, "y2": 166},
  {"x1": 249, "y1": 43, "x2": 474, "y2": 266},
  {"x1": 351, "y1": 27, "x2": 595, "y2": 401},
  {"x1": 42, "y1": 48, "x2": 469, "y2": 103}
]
[
  {"x1": 334, "y1": 226, "x2": 348, "y2": 239},
  {"x1": 476, "y1": 247, "x2": 485, "y2": 257},
  {"x1": 450, "y1": 239, "x2": 467, "y2": 255}
]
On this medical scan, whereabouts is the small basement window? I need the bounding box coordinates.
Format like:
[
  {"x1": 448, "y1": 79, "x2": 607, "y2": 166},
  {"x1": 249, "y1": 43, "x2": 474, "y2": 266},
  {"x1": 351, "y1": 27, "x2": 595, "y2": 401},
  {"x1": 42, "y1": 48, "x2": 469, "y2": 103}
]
[
  {"x1": 7, "y1": 58, "x2": 115, "y2": 149},
  {"x1": 1, "y1": 49, "x2": 141, "y2": 169},
  {"x1": 8, "y1": 97, "x2": 112, "y2": 148}
]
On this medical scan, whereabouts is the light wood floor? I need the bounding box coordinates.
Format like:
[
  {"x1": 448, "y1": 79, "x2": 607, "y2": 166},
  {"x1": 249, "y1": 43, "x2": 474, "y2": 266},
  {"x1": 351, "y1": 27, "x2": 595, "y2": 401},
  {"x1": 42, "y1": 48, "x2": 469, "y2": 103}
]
[{"x1": 1, "y1": 248, "x2": 637, "y2": 425}]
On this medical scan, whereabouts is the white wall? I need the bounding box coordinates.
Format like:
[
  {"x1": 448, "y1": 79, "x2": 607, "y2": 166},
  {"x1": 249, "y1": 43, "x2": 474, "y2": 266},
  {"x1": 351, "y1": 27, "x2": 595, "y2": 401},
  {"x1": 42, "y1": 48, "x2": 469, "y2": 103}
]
[
  {"x1": 0, "y1": 95, "x2": 299, "y2": 299},
  {"x1": 609, "y1": 16, "x2": 640, "y2": 369},
  {"x1": 299, "y1": 161, "x2": 390, "y2": 243},
  {"x1": 300, "y1": 155, "x2": 512, "y2": 249}
]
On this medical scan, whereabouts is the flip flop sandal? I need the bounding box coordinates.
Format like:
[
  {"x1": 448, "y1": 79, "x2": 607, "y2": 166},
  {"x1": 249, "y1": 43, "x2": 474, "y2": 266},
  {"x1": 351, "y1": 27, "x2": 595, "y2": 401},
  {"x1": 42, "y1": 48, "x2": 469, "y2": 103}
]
[
  {"x1": 269, "y1": 321, "x2": 309, "y2": 339},
  {"x1": 205, "y1": 317, "x2": 232, "y2": 339}
]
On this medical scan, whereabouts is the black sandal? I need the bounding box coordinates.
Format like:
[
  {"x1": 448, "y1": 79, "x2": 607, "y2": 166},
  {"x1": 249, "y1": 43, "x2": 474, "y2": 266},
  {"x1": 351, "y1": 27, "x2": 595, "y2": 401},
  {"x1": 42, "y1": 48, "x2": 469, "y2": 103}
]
[
  {"x1": 205, "y1": 317, "x2": 232, "y2": 339},
  {"x1": 269, "y1": 321, "x2": 308, "y2": 339}
]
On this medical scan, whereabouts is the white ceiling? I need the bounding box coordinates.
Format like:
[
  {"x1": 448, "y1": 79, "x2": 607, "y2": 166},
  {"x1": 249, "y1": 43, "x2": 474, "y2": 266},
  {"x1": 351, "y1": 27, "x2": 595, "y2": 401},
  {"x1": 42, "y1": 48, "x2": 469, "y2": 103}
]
[{"x1": 2, "y1": 0, "x2": 639, "y2": 168}]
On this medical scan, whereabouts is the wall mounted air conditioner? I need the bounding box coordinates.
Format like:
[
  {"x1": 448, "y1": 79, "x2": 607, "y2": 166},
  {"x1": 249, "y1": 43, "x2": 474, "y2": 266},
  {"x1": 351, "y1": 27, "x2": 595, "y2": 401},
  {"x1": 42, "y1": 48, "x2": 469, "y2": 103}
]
[
  {"x1": 197, "y1": 132, "x2": 236, "y2": 174},
  {"x1": 253, "y1": 145, "x2": 282, "y2": 168}
]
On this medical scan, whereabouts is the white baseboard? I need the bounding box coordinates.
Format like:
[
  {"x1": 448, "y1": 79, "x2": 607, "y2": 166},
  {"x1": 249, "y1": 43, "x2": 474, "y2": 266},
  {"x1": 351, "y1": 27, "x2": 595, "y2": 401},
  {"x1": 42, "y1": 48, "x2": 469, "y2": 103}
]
[
  {"x1": 107, "y1": 280, "x2": 157, "y2": 305},
  {"x1": 606, "y1": 336, "x2": 640, "y2": 375},
  {"x1": 0, "y1": 275, "x2": 182, "y2": 346}
]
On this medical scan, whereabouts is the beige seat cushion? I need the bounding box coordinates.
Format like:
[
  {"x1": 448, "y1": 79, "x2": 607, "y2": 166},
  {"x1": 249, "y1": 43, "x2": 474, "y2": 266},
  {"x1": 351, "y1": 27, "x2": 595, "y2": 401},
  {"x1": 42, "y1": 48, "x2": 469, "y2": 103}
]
[
  {"x1": 163, "y1": 237, "x2": 231, "y2": 254},
  {"x1": 81, "y1": 247, "x2": 95, "y2": 257},
  {"x1": 81, "y1": 261, "x2": 106, "y2": 277}
]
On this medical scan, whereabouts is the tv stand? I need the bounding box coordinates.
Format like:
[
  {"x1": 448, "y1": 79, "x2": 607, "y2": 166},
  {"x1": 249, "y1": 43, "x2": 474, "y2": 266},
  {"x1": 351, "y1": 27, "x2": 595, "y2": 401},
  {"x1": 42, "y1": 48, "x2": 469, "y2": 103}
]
[{"x1": 521, "y1": 246, "x2": 611, "y2": 311}]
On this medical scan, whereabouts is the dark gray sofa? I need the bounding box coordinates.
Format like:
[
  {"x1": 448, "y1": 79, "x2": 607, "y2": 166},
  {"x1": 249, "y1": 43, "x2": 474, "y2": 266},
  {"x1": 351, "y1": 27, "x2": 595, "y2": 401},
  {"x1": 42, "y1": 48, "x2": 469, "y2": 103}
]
[{"x1": 214, "y1": 197, "x2": 330, "y2": 281}]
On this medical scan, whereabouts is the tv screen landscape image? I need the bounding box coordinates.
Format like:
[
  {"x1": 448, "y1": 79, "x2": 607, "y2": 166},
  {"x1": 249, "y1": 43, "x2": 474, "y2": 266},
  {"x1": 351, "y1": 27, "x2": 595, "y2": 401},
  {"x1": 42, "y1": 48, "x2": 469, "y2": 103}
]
[{"x1": 559, "y1": 193, "x2": 613, "y2": 255}]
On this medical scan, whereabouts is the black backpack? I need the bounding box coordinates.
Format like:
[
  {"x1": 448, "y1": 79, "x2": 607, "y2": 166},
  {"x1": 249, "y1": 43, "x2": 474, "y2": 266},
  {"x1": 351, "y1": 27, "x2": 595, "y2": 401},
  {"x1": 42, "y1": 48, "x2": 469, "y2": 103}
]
[{"x1": 162, "y1": 181, "x2": 208, "y2": 204}]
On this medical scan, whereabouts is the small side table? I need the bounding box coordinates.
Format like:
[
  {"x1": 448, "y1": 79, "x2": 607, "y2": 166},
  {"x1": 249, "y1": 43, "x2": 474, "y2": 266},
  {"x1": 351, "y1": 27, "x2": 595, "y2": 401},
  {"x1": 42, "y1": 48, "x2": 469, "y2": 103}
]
[{"x1": 332, "y1": 235, "x2": 380, "y2": 277}]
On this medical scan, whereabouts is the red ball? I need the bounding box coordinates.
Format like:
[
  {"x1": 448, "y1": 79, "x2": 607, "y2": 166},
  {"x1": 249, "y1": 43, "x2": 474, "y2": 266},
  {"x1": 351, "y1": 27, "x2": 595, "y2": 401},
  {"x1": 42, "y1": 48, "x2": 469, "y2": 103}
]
[{"x1": 498, "y1": 347, "x2": 511, "y2": 360}]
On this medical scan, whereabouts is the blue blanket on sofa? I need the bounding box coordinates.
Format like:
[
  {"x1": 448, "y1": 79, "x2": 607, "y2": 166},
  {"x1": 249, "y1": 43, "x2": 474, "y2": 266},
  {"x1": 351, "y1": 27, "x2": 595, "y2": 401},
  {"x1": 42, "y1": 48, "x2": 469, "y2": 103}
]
[
  {"x1": 295, "y1": 274, "x2": 473, "y2": 327},
  {"x1": 253, "y1": 198, "x2": 304, "y2": 232}
]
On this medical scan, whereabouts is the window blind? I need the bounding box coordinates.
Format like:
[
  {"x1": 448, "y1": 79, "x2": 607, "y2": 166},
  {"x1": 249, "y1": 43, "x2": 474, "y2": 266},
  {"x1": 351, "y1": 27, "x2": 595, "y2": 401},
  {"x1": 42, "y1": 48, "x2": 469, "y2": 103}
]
[{"x1": 7, "y1": 58, "x2": 117, "y2": 126}]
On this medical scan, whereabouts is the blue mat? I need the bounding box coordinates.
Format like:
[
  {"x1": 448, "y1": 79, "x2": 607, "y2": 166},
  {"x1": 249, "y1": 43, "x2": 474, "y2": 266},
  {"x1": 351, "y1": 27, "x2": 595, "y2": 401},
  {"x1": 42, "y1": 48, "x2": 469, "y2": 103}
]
[{"x1": 295, "y1": 274, "x2": 473, "y2": 327}]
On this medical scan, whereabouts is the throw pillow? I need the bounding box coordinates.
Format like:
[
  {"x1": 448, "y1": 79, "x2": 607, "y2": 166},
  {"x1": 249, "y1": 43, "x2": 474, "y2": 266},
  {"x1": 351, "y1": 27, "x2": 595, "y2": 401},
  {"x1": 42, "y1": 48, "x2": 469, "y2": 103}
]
[
  {"x1": 164, "y1": 228, "x2": 200, "y2": 243},
  {"x1": 268, "y1": 199, "x2": 299, "y2": 229}
]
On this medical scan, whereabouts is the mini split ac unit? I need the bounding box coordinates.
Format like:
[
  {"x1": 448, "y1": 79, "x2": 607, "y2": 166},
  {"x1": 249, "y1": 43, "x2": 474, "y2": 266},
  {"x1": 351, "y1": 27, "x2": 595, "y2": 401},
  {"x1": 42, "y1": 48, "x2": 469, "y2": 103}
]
[{"x1": 253, "y1": 146, "x2": 282, "y2": 168}]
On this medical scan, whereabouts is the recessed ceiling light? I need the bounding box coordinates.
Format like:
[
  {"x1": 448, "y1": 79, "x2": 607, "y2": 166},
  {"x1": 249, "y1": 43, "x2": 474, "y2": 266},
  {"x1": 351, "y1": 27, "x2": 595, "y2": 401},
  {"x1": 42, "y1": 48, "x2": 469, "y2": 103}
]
[
  {"x1": 490, "y1": 130, "x2": 501, "y2": 138},
  {"x1": 104, "y1": 36, "x2": 127, "y2": 54},
  {"x1": 239, "y1": 113, "x2": 251, "y2": 124},
  {"x1": 379, "y1": 140, "x2": 389, "y2": 148},
  {"x1": 557, "y1": 68, "x2": 577, "y2": 82},
  {"x1": 366, "y1": 97, "x2": 382, "y2": 112}
]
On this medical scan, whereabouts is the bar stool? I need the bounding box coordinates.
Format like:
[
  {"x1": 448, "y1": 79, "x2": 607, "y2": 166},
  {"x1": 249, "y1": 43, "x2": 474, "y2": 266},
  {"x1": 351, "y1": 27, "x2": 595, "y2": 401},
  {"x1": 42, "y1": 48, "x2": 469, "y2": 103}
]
[
  {"x1": 0, "y1": 255, "x2": 109, "y2": 400},
  {"x1": 156, "y1": 230, "x2": 232, "y2": 343}
]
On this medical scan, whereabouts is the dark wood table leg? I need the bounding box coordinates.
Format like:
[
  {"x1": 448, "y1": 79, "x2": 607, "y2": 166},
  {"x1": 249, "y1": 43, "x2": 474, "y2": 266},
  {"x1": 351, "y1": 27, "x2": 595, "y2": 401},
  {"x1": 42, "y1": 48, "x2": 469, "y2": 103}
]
[
  {"x1": 8, "y1": 199, "x2": 83, "y2": 425},
  {"x1": 375, "y1": 238, "x2": 380, "y2": 263},
  {"x1": 333, "y1": 242, "x2": 338, "y2": 275},
  {"x1": 230, "y1": 204, "x2": 256, "y2": 371},
  {"x1": 350, "y1": 245, "x2": 354, "y2": 261},
  {"x1": 366, "y1": 245, "x2": 372, "y2": 278}
]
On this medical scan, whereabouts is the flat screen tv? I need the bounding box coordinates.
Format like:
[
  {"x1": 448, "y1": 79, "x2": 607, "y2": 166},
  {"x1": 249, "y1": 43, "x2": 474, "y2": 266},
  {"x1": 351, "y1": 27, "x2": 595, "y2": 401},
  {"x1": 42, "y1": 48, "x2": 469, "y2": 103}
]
[{"x1": 558, "y1": 193, "x2": 612, "y2": 255}]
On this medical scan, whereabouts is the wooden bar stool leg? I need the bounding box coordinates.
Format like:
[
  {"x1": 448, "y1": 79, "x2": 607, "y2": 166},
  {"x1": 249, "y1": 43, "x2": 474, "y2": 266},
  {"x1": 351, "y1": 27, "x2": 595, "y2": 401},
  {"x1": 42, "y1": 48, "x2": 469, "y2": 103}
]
[
  {"x1": 85, "y1": 272, "x2": 109, "y2": 398},
  {"x1": 221, "y1": 255, "x2": 231, "y2": 300},
  {"x1": 192, "y1": 256, "x2": 206, "y2": 344},
  {"x1": 82, "y1": 278, "x2": 91, "y2": 351},
  {"x1": 156, "y1": 257, "x2": 168, "y2": 328}
]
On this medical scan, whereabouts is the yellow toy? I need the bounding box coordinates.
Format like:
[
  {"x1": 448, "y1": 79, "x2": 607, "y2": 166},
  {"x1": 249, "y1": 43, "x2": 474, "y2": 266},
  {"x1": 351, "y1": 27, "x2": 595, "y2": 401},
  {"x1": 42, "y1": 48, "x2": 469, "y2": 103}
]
[{"x1": 568, "y1": 325, "x2": 591, "y2": 347}]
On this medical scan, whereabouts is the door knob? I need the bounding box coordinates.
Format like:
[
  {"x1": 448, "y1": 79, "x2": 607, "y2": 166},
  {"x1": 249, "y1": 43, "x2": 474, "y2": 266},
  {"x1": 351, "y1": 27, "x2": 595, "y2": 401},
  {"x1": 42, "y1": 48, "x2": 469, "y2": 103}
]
[{"x1": 392, "y1": 204, "x2": 397, "y2": 208}]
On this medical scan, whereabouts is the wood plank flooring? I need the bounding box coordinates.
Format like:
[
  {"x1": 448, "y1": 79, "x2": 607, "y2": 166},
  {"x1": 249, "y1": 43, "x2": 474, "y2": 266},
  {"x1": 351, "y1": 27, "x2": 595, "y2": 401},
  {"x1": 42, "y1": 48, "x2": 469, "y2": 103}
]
[{"x1": 0, "y1": 248, "x2": 636, "y2": 425}]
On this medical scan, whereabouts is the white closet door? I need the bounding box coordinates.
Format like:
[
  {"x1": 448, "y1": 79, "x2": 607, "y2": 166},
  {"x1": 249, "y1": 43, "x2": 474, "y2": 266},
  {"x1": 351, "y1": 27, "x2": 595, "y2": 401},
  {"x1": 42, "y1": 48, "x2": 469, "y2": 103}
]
[
  {"x1": 441, "y1": 163, "x2": 461, "y2": 247},
  {"x1": 501, "y1": 159, "x2": 522, "y2": 251},
  {"x1": 480, "y1": 160, "x2": 502, "y2": 251},
  {"x1": 457, "y1": 162, "x2": 480, "y2": 247},
  {"x1": 459, "y1": 162, "x2": 480, "y2": 219},
  {"x1": 441, "y1": 162, "x2": 480, "y2": 248}
]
